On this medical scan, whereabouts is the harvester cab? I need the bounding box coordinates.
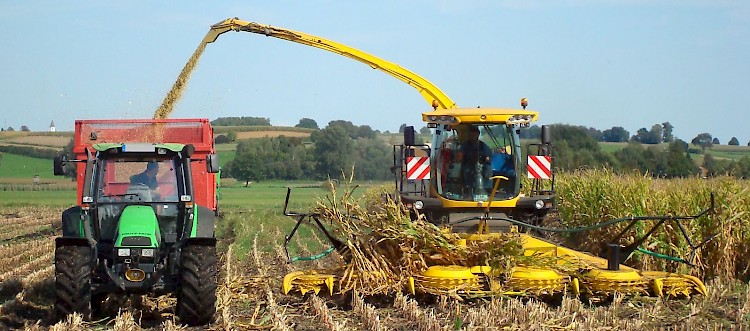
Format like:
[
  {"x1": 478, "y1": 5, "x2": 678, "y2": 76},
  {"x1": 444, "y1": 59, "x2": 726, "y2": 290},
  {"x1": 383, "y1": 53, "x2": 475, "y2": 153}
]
[
  {"x1": 52, "y1": 119, "x2": 219, "y2": 326},
  {"x1": 395, "y1": 102, "x2": 555, "y2": 233}
]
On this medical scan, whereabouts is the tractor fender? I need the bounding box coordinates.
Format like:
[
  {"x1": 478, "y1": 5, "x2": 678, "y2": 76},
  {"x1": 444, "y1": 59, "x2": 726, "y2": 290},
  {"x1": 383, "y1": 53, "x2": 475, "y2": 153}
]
[
  {"x1": 184, "y1": 237, "x2": 217, "y2": 247},
  {"x1": 61, "y1": 206, "x2": 84, "y2": 238},
  {"x1": 192, "y1": 205, "x2": 216, "y2": 238},
  {"x1": 55, "y1": 236, "x2": 90, "y2": 248}
]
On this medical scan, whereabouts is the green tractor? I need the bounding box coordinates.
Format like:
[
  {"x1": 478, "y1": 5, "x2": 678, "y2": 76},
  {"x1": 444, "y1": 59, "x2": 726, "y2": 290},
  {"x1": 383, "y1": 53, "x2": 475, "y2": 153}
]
[{"x1": 53, "y1": 141, "x2": 220, "y2": 325}]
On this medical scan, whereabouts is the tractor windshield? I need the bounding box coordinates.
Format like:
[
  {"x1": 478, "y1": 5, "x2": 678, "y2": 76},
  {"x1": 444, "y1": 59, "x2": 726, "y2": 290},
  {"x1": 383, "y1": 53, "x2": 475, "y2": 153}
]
[
  {"x1": 94, "y1": 158, "x2": 182, "y2": 241},
  {"x1": 95, "y1": 159, "x2": 179, "y2": 204},
  {"x1": 433, "y1": 124, "x2": 520, "y2": 202}
]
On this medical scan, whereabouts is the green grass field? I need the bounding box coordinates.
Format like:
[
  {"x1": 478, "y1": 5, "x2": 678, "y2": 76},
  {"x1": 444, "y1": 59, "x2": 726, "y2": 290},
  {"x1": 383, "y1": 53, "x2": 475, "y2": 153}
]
[{"x1": 0, "y1": 153, "x2": 55, "y2": 179}]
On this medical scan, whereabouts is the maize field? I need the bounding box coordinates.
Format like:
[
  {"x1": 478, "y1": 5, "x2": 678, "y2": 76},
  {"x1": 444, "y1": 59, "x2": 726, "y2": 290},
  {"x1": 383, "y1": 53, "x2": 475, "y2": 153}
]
[{"x1": 1, "y1": 170, "x2": 750, "y2": 329}]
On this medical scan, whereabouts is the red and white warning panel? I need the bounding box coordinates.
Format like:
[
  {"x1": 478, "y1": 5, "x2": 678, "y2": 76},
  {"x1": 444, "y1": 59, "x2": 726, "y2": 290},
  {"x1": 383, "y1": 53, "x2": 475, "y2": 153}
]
[
  {"x1": 527, "y1": 155, "x2": 552, "y2": 179},
  {"x1": 406, "y1": 157, "x2": 430, "y2": 180}
]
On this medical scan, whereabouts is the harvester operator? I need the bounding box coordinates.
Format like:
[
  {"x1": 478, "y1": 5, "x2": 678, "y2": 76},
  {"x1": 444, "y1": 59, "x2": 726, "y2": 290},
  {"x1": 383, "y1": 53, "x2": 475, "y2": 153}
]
[{"x1": 457, "y1": 125, "x2": 492, "y2": 195}]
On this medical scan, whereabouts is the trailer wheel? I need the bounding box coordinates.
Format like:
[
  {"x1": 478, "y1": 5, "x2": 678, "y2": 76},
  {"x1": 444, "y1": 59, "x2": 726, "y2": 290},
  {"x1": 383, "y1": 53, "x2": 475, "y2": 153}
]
[
  {"x1": 177, "y1": 244, "x2": 217, "y2": 326},
  {"x1": 54, "y1": 244, "x2": 92, "y2": 321}
]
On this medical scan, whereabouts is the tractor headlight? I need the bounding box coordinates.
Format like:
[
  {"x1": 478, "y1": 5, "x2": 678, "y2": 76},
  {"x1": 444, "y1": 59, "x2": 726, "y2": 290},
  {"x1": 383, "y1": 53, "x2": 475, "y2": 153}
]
[
  {"x1": 507, "y1": 115, "x2": 534, "y2": 125},
  {"x1": 414, "y1": 200, "x2": 424, "y2": 210},
  {"x1": 118, "y1": 248, "x2": 131, "y2": 257},
  {"x1": 141, "y1": 248, "x2": 155, "y2": 257},
  {"x1": 534, "y1": 200, "x2": 545, "y2": 209}
]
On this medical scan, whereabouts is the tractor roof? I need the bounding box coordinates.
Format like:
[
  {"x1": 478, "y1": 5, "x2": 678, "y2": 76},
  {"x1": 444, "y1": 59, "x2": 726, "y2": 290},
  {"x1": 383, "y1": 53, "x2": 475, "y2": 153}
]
[
  {"x1": 92, "y1": 143, "x2": 186, "y2": 153},
  {"x1": 422, "y1": 108, "x2": 539, "y2": 125}
]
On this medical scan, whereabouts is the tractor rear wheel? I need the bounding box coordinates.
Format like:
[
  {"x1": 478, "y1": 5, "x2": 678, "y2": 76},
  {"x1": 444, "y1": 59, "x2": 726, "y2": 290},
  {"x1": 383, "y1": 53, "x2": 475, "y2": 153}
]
[
  {"x1": 54, "y1": 244, "x2": 92, "y2": 321},
  {"x1": 177, "y1": 244, "x2": 217, "y2": 326}
]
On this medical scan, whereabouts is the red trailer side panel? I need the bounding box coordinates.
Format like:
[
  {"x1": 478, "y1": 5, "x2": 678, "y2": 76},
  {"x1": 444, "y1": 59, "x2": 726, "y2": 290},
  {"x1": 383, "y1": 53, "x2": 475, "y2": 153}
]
[{"x1": 73, "y1": 119, "x2": 217, "y2": 211}]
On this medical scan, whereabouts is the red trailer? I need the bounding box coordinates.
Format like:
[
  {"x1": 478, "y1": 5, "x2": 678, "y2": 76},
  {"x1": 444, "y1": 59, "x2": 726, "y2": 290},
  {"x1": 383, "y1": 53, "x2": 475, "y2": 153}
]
[{"x1": 72, "y1": 118, "x2": 217, "y2": 213}]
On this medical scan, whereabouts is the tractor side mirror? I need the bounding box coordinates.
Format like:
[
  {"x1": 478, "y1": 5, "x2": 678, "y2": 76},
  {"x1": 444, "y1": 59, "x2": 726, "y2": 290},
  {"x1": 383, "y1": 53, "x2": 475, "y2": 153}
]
[
  {"x1": 403, "y1": 126, "x2": 415, "y2": 146},
  {"x1": 206, "y1": 154, "x2": 220, "y2": 173},
  {"x1": 541, "y1": 125, "x2": 551, "y2": 145},
  {"x1": 53, "y1": 156, "x2": 66, "y2": 176}
]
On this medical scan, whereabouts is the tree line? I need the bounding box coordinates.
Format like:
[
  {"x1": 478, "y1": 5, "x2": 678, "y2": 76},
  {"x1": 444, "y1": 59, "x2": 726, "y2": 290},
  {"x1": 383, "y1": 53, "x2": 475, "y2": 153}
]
[
  {"x1": 8, "y1": 116, "x2": 747, "y2": 182},
  {"x1": 223, "y1": 120, "x2": 392, "y2": 185},
  {"x1": 532, "y1": 123, "x2": 750, "y2": 178}
]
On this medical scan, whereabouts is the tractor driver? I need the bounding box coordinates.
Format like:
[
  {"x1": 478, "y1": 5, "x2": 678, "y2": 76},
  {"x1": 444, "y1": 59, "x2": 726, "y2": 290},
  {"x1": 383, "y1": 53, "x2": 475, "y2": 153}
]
[
  {"x1": 457, "y1": 125, "x2": 492, "y2": 196},
  {"x1": 130, "y1": 161, "x2": 162, "y2": 199}
]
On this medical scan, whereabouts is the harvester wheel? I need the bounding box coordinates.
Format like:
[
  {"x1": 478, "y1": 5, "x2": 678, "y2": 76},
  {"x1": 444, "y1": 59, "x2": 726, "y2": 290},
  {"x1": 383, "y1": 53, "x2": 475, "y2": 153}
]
[
  {"x1": 54, "y1": 244, "x2": 92, "y2": 321},
  {"x1": 177, "y1": 244, "x2": 218, "y2": 326}
]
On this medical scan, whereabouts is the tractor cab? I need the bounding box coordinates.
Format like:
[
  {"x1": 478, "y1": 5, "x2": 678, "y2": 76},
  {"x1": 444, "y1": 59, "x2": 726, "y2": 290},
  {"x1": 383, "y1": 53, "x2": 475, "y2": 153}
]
[
  {"x1": 394, "y1": 106, "x2": 555, "y2": 230},
  {"x1": 91, "y1": 148, "x2": 187, "y2": 247}
]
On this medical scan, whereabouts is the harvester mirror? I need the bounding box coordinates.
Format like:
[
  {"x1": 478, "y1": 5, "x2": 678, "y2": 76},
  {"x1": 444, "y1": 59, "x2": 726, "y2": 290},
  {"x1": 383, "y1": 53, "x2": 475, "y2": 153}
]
[
  {"x1": 182, "y1": 144, "x2": 196, "y2": 158},
  {"x1": 403, "y1": 126, "x2": 415, "y2": 146},
  {"x1": 541, "y1": 125, "x2": 551, "y2": 144},
  {"x1": 53, "y1": 156, "x2": 66, "y2": 176},
  {"x1": 207, "y1": 154, "x2": 220, "y2": 173}
]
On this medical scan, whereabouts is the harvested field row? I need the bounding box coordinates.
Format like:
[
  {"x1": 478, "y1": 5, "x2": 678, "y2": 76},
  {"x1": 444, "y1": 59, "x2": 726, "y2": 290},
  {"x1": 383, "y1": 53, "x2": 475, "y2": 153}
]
[
  {"x1": 1, "y1": 135, "x2": 71, "y2": 147},
  {"x1": 0, "y1": 225, "x2": 55, "y2": 242},
  {"x1": 1, "y1": 207, "x2": 58, "y2": 224},
  {"x1": 0, "y1": 251, "x2": 53, "y2": 282},
  {"x1": 234, "y1": 130, "x2": 311, "y2": 139},
  {"x1": 0, "y1": 237, "x2": 48, "y2": 259},
  {"x1": 0, "y1": 217, "x2": 54, "y2": 235},
  {"x1": 0, "y1": 240, "x2": 53, "y2": 268}
]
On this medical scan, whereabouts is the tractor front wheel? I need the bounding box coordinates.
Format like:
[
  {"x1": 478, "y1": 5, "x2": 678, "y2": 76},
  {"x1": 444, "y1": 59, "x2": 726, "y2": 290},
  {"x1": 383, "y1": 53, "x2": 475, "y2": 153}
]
[
  {"x1": 54, "y1": 244, "x2": 92, "y2": 321},
  {"x1": 177, "y1": 244, "x2": 218, "y2": 326}
]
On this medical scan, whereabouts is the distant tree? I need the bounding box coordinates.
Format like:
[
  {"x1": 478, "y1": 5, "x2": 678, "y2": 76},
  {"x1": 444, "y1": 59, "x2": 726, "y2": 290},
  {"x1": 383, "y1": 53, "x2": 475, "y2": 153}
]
[
  {"x1": 419, "y1": 126, "x2": 431, "y2": 135},
  {"x1": 352, "y1": 138, "x2": 392, "y2": 180},
  {"x1": 214, "y1": 135, "x2": 231, "y2": 144},
  {"x1": 20, "y1": 125, "x2": 30, "y2": 132},
  {"x1": 227, "y1": 131, "x2": 237, "y2": 142},
  {"x1": 398, "y1": 123, "x2": 408, "y2": 134},
  {"x1": 519, "y1": 125, "x2": 541, "y2": 140},
  {"x1": 728, "y1": 137, "x2": 740, "y2": 146},
  {"x1": 295, "y1": 117, "x2": 319, "y2": 130},
  {"x1": 211, "y1": 116, "x2": 271, "y2": 126},
  {"x1": 311, "y1": 125, "x2": 354, "y2": 178},
  {"x1": 712, "y1": 138, "x2": 720, "y2": 145},
  {"x1": 632, "y1": 128, "x2": 650, "y2": 143},
  {"x1": 225, "y1": 139, "x2": 270, "y2": 185},
  {"x1": 663, "y1": 139, "x2": 696, "y2": 177},
  {"x1": 691, "y1": 133, "x2": 713, "y2": 151},
  {"x1": 649, "y1": 124, "x2": 663, "y2": 144},
  {"x1": 631, "y1": 124, "x2": 663, "y2": 144},
  {"x1": 602, "y1": 126, "x2": 629, "y2": 142},
  {"x1": 614, "y1": 141, "x2": 647, "y2": 172},
  {"x1": 550, "y1": 124, "x2": 615, "y2": 170},
  {"x1": 326, "y1": 120, "x2": 376, "y2": 139},
  {"x1": 585, "y1": 127, "x2": 603, "y2": 141},
  {"x1": 356, "y1": 125, "x2": 378, "y2": 140},
  {"x1": 6, "y1": 127, "x2": 14, "y2": 131},
  {"x1": 661, "y1": 122, "x2": 674, "y2": 143}
]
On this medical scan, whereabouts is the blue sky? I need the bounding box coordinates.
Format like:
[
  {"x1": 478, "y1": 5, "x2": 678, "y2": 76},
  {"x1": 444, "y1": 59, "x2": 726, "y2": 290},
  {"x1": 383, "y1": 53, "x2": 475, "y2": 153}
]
[{"x1": 1, "y1": 1, "x2": 748, "y2": 143}]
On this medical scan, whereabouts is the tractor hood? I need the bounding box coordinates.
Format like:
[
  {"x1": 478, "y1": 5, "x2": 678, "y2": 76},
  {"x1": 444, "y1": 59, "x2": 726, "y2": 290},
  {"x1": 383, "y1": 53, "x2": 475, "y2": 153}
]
[{"x1": 115, "y1": 205, "x2": 160, "y2": 248}]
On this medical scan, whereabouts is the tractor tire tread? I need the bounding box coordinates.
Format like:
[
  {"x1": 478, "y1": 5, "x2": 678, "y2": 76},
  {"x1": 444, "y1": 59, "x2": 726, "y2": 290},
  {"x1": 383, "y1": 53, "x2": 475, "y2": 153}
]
[
  {"x1": 54, "y1": 244, "x2": 92, "y2": 321},
  {"x1": 177, "y1": 244, "x2": 218, "y2": 326}
]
